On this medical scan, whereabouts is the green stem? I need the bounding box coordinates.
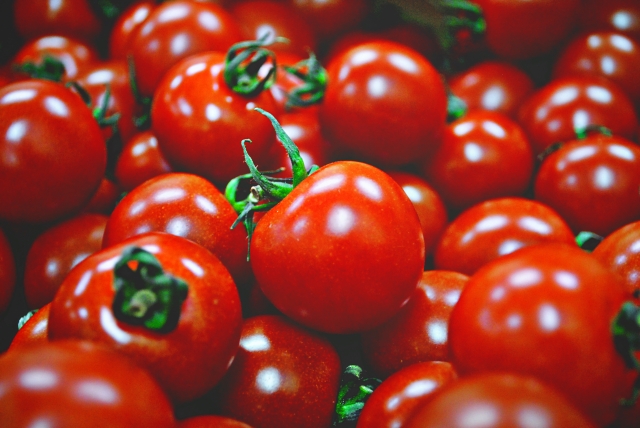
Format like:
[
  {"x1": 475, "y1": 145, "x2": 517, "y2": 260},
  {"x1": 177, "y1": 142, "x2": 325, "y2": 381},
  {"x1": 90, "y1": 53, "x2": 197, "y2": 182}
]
[
  {"x1": 13, "y1": 55, "x2": 66, "y2": 82},
  {"x1": 281, "y1": 51, "x2": 327, "y2": 110},
  {"x1": 612, "y1": 301, "x2": 640, "y2": 406},
  {"x1": 333, "y1": 365, "x2": 382, "y2": 426},
  {"x1": 575, "y1": 125, "x2": 613, "y2": 140},
  {"x1": 224, "y1": 34, "x2": 284, "y2": 96},
  {"x1": 575, "y1": 231, "x2": 603, "y2": 252}
]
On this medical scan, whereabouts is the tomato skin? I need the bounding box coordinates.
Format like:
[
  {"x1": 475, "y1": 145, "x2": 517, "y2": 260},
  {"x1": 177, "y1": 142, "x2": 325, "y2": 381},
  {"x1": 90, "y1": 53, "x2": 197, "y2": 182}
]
[
  {"x1": 404, "y1": 372, "x2": 597, "y2": 428},
  {"x1": 517, "y1": 75, "x2": 639, "y2": 155},
  {"x1": 360, "y1": 271, "x2": 468, "y2": 378},
  {"x1": 24, "y1": 213, "x2": 108, "y2": 309},
  {"x1": 129, "y1": 0, "x2": 243, "y2": 97},
  {"x1": 83, "y1": 177, "x2": 121, "y2": 216},
  {"x1": 421, "y1": 111, "x2": 534, "y2": 214},
  {"x1": 102, "y1": 172, "x2": 252, "y2": 288},
  {"x1": 0, "y1": 79, "x2": 106, "y2": 224},
  {"x1": 48, "y1": 232, "x2": 243, "y2": 403},
  {"x1": 0, "y1": 228, "x2": 16, "y2": 316},
  {"x1": 251, "y1": 161, "x2": 425, "y2": 334},
  {"x1": 318, "y1": 40, "x2": 447, "y2": 168},
  {"x1": 108, "y1": 1, "x2": 155, "y2": 61},
  {"x1": 114, "y1": 130, "x2": 173, "y2": 192},
  {"x1": 534, "y1": 134, "x2": 640, "y2": 237},
  {"x1": 579, "y1": 0, "x2": 640, "y2": 43},
  {"x1": 151, "y1": 52, "x2": 278, "y2": 187},
  {"x1": 212, "y1": 315, "x2": 341, "y2": 428},
  {"x1": 434, "y1": 198, "x2": 577, "y2": 276},
  {"x1": 284, "y1": 0, "x2": 370, "y2": 43},
  {"x1": 177, "y1": 415, "x2": 253, "y2": 428},
  {"x1": 448, "y1": 243, "x2": 632, "y2": 426},
  {"x1": 7, "y1": 303, "x2": 50, "y2": 350},
  {"x1": 0, "y1": 339, "x2": 176, "y2": 428}
]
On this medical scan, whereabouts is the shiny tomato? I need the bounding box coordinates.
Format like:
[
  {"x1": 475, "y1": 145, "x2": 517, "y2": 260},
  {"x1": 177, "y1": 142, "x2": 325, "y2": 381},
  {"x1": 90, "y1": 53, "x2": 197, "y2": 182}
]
[
  {"x1": 319, "y1": 40, "x2": 447, "y2": 168},
  {"x1": 23, "y1": 213, "x2": 108, "y2": 309},
  {"x1": 48, "y1": 232, "x2": 243, "y2": 403},
  {"x1": 7, "y1": 303, "x2": 49, "y2": 350},
  {"x1": 283, "y1": 0, "x2": 370, "y2": 43},
  {"x1": 579, "y1": 0, "x2": 640, "y2": 43},
  {"x1": 177, "y1": 415, "x2": 252, "y2": 428},
  {"x1": 108, "y1": 1, "x2": 155, "y2": 61},
  {"x1": 534, "y1": 134, "x2": 640, "y2": 237},
  {"x1": 405, "y1": 372, "x2": 597, "y2": 428},
  {"x1": 434, "y1": 197, "x2": 577, "y2": 276},
  {"x1": 0, "y1": 227, "x2": 15, "y2": 316},
  {"x1": 0, "y1": 79, "x2": 106, "y2": 223},
  {"x1": 82, "y1": 177, "x2": 121, "y2": 216},
  {"x1": 114, "y1": 130, "x2": 173, "y2": 192},
  {"x1": 0, "y1": 339, "x2": 176, "y2": 428},
  {"x1": 448, "y1": 243, "x2": 632, "y2": 426},
  {"x1": 360, "y1": 270, "x2": 468, "y2": 378},
  {"x1": 212, "y1": 315, "x2": 341, "y2": 428}
]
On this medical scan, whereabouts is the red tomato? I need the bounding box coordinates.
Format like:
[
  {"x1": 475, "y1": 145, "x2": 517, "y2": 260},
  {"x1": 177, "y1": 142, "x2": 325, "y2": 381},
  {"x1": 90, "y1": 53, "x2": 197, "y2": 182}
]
[
  {"x1": 360, "y1": 271, "x2": 469, "y2": 378},
  {"x1": 0, "y1": 227, "x2": 16, "y2": 316},
  {"x1": 177, "y1": 415, "x2": 252, "y2": 428},
  {"x1": 0, "y1": 79, "x2": 106, "y2": 223},
  {"x1": 251, "y1": 161, "x2": 425, "y2": 334},
  {"x1": 517, "y1": 75, "x2": 639, "y2": 155},
  {"x1": 472, "y1": 0, "x2": 581, "y2": 59},
  {"x1": 579, "y1": 0, "x2": 640, "y2": 43},
  {"x1": 0, "y1": 339, "x2": 176, "y2": 428},
  {"x1": 8, "y1": 303, "x2": 50, "y2": 350},
  {"x1": 114, "y1": 130, "x2": 173, "y2": 192},
  {"x1": 434, "y1": 198, "x2": 577, "y2": 276},
  {"x1": 283, "y1": 0, "x2": 370, "y2": 43},
  {"x1": 534, "y1": 134, "x2": 640, "y2": 237},
  {"x1": 151, "y1": 51, "x2": 278, "y2": 187},
  {"x1": 357, "y1": 361, "x2": 458, "y2": 428},
  {"x1": 405, "y1": 372, "x2": 597, "y2": 428},
  {"x1": 108, "y1": 1, "x2": 155, "y2": 61},
  {"x1": 128, "y1": 0, "x2": 242, "y2": 97},
  {"x1": 82, "y1": 177, "x2": 121, "y2": 215},
  {"x1": 48, "y1": 232, "x2": 243, "y2": 403},
  {"x1": 448, "y1": 243, "x2": 632, "y2": 426},
  {"x1": 212, "y1": 315, "x2": 341, "y2": 428},
  {"x1": 447, "y1": 61, "x2": 535, "y2": 119},
  {"x1": 102, "y1": 172, "x2": 252, "y2": 288},
  {"x1": 421, "y1": 111, "x2": 534, "y2": 214},
  {"x1": 319, "y1": 40, "x2": 447, "y2": 168}
]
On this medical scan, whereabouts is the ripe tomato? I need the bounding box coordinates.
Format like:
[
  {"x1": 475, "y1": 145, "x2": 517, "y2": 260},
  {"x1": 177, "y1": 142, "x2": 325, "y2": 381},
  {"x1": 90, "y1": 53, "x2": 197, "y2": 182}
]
[
  {"x1": 48, "y1": 232, "x2": 243, "y2": 403},
  {"x1": 211, "y1": 315, "x2": 341, "y2": 428},
  {"x1": 448, "y1": 243, "x2": 632, "y2": 426},
  {"x1": 0, "y1": 79, "x2": 106, "y2": 223},
  {"x1": 250, "y1": 160, "x2": 425, "y2": 334},
  {"x1": 404, "y1": 372, "x2": 597, "y2": 427},
  {"x1": 114, "y1": 130, "x2": 173, "y2": 192},
  {"x1": 7, "y1": 303, "x2": 49, "y2": 350},
  {"x1": 357, "y1": 361, "x2": 457, "y2": 428},
  {"x1": 318, "y1": 40, "x2": 447, "y2": 168},
  {"x1": 283, "y1": 0, "x2": 370, "y2": 43},
  {"x1": 108, "y1": 1, "x2": 155, "y2": 61},
  {"x1": 360, "y1": 270, "x2": 468, "y2": 378},
  {"x1": 23, "y1": 213, "x2": 108, "y2": 309},
  {"x1": 177, "y1": 415, "x2": 252, "y2": 428},
  {"x1": 0, "y1": 339, "x2": 176, "y2": 428},
  {"x1": 0, "y1": 227, "x2": 15, "y2": 316},
  {"x1": 579, "y1": 0, "x2": 640, "y2": 43}
]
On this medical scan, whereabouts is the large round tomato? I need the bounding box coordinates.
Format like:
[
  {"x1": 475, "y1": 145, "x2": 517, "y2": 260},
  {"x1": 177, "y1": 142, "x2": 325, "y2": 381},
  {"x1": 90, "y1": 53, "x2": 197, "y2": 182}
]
[{"x1": 0, "y1": 79, "x2": 106, "y2": 223}]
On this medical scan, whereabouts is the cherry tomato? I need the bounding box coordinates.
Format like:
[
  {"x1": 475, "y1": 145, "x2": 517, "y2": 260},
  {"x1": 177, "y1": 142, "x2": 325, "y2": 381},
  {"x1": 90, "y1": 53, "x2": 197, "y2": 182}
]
[
  {"x1": 0, "y1": 339, "x2": 176, "y2": 428},
  {"x1": 251, "y1": 161, "x2": 425, "y2": 334},
  {"x1": 283, "y1": 0, "x2": 370, "y2": 43},
  {"x1": 0, "y1": 79, "x2": 106, "y2": 223},
  {"x1": 360, "y1": 270, "x2": 468, "y2": 378},
  {"x1": 212, "y1": 315, "x2": 341, "y2": 428},
  {"x1": 357, "y1": 361, "x2": 458, "y2": 428},
  {"x1": 177, "y1": 415, "x2": 252, "y2": 428},
  {"x1": 448, "y1": 243, "x2": 632, "y2": 426},
  {"x1": 434, "y1": 197, "x2": 577, "y2": 276},
  {"x1": 405, "y1": 372, "x2": 597, "y2": 428},
  {"x1": 82, "y1": 177, "x2": 121, "y2": 216},
  {"x1": 579, "y1": 0, "x2": 640, "y2": 43},
  {"x1": 48, "y1": 232, "x2": 243, "y2": 403},
  {"x1": 534, "y1": 134, "x2": 640, "y2": 237},
  {"x1": 421, "y1": 111, "x2": 534, "y2": 214},
  {"x1": 114, "y1": 130, "x2": 173, "y2": 192},
  {"x1": 108, "y1": 1, "x2": 155, "y2": 61},
  {"x1": 319, "y1": 40, "x2": 447, "y2": 168},
  {"x1": 7, "y1": 303, "x2": 50, "y2": 350},
  {"x1": 0, "y1": 227, "x2": 16, "y2": 316}
]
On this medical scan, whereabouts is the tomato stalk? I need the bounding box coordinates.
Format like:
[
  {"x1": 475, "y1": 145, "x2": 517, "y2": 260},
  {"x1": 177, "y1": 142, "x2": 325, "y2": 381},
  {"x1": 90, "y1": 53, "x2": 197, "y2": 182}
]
[
  {"x1": 575, "y1": 231, "x2": 603, "y2": 252},
  {"x1": 112, "y1": 246, "x2": 188, "y2": 333},
  {"x1": 12, "y1": 55, "x2": 66, "y2": 81},
  {"x1": 281, "y1": 52, "x2": 327, "y2": 110},
  {"x1": 333, "y1": 365, "x2": 381, "y2": 427},
  {"x1": 613, "y1": 301, "x2": 640, "y2": 406}
]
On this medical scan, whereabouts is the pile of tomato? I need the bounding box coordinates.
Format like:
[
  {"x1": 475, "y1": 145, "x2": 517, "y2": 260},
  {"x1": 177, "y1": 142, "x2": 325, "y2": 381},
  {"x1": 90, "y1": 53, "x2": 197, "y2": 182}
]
[{"x1": 1, "y1": 0, "x2": 640, "y2": 427}]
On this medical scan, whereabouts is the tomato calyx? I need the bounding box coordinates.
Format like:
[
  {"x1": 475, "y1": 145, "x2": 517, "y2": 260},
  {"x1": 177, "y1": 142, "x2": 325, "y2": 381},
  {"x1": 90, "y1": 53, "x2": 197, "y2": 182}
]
[
  {"x1": 112, "y1": 246, "x2": 188, "y2": 333},
  {"x1": 575, "y1": 231, "x2": 604, "y2": 252},
  {"x1": 224, "y1": 35, "x2": 284, "y2": 97},
  {"x1": 575, "y1": 125, "x2": 613, "y2": 140},
  {"x1": 12, "y1": 55, "x2": 66, "y2": 82},
  {"x1": 446, "y1": 88, "x2": 467, "y2": 122},
  {"x1": 333, "y1": 365, "x2": 381, "y2": 426},
  {"x1": 281, "y1": 51, "x2": 327, "y2": 110},
  {"x1": 612, "y1": 301, "x2": 640, "y2": 406},
  {"x1": 17, "y1": 309, "x2": 38, "y2": 330}
]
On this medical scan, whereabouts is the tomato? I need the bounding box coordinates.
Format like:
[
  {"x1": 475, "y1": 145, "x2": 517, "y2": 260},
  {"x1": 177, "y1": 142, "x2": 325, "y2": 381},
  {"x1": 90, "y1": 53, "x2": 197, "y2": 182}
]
[
  {"x1": 534, "y1": 134, "x2": 640, "y2": 237},
  {"x1": 82, "y1": 177, "x2": 121, "y2": 215},
  {"x1": 0, "y1": 79, "x2": 106, "y2": 224},
  {"x1": 404, "y1": 372, "x2": 597, "y2": 428},
  {"x1": 211, "y1": 315, "x2": 341, "y2": 428},
  {"x1": 421, "y1": 111, "x2": 534, "y2": 214},
  {"x1": 434, "y1": 197, "x2": 577, "y2": 276},
  {"x1": 103, "y1": 172, "x2": 252, "y2": 287},
  {"x1": 517, "y1": 75, "x2": 639, "y2": 155},
  {"x1": 318, "y1": 40, "x2": 447, "y2": 168},
  {"x1": 0, "y1": 227, "x2": 16, "y2": 316},
  {"x1": 592, "y1": 220, "x2": 640, "y2": 299},
  {"x1": 48, "y1": 232, "x2": 243, "y2": 403},
  {"x1": 283, "y1": 0, "x2": 370, "y2": 43},
  {"x1": 0, "y1": 339, "x2": 176, "y2": 428},
  {"x1": 13, "y1": 0, "x2": 102, "y2": 43},
  {"x1": 177, "y1": 415, "x2": 252, "y2": 428},
  {"x1": 579, "y1": 0, "x2": 640, "y2": 43},
  {"x1": 448, "y1": 243, "x2": 632, "y2": 426},
  {"x1": 151, "y1": 51, "x2": 279, "y2": 187},
  {"x1": 447, "y1": 61, "x2": 535, "y2": 119},
  {"x1": 360, "y1": 271, "x2": 468, "y2": 378},
  {"x1": 114, "y1": 130, "x2": 173, "y2": 192},
  {"x1": 472, "y1": 0, "x2": 581, "y2": 59},
  {"x1": 250, "y1": 160, "x2": 425, "y2": 334},
  {"x1": 356, "y1": 361, "x2": 457, "y2": 428},
  {"x1": 23, "y1": 213, "x2": 108, "y2": 309},
  {"x1": 108, "y1": 1, "x2": 155, "y2": 61},
  {"x1": 7, "y1": 303, "x2": 49, "y2": 350},
  {"x1": 128, "y1": 0, "x2": 242, "y2": 97},
  {"x1": 553, "y1": 31, "x2": 640, "y2": 108}
]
